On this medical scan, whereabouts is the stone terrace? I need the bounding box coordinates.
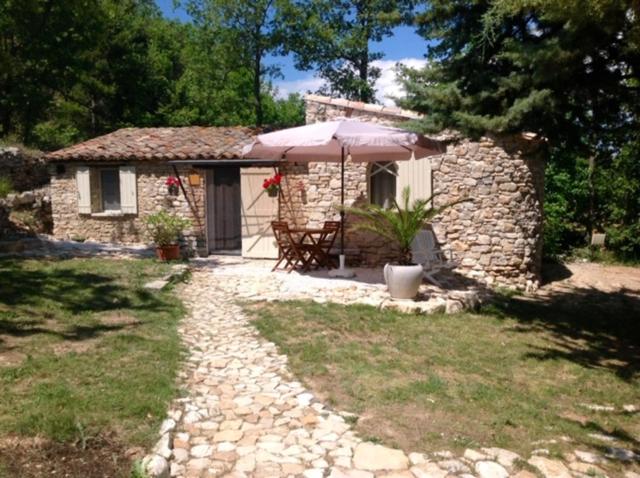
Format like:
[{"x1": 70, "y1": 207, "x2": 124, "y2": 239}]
[{"x1": 191, "y1": 256, "x2": 485, "y2": 315}]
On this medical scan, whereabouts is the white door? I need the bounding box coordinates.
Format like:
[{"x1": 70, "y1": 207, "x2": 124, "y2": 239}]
[{"x1": 240, "y1": 167, "x2": 279, "y2": 258}]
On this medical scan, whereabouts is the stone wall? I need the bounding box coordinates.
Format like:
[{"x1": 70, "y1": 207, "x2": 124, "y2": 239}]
[
  {"x1": 292, "y1": 96, "x2": 545, "y2": 289},
  {"x1": 0, "y1": 188, "x2": 52, "y2": 239},
  {"x1": 430, "y1": 135, "x2": 544, "y2": 290},
  {"x1": 50, "y1": 162, "x2": 206, "y2": 252},
  {"x1": 0, "y1": 146, "x2": 49, "y2": 191}
]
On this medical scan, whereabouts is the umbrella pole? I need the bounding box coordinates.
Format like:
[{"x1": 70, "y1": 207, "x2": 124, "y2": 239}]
[
  {"x1": 340, "y1": 146, "x2": 345, "y2": 256},
  {"x1": 330, "y1": 145, "x2": 355, "y2": 278}
]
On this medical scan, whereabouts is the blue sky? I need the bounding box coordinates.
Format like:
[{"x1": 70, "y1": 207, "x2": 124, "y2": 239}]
[{"x1": 156, "y1": 0, "x2": 428, "y2": 104}]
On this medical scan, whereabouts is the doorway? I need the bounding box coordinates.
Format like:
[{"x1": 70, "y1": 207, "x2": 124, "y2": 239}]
[{"x1": 206, "y1": 167, "x2": 241, "y2": 253}]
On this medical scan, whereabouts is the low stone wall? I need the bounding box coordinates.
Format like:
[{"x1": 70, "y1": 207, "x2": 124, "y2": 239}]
[
  {"x1": 0, "y1": 188, "x2": 52, "y2": 239},
  {"x1": 50, "y1": 162, "x2": 206, "y2": 252},
  {"x1": 0, "y1": 146, "x2": 49, "y2": 191}
]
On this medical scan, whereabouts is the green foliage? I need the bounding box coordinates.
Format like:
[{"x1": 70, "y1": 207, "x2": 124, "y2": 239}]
[
  {"x1": 282, "y1": 0, "x2": 414, "y2": 102},
  {"x1": 130, "y1": 461, "x2": 149, "y2": 478},
  {"x1": 182, "y1": 0, "x2": 289, "y2": 126},
  {"x1": 0, "y1": 0, "x2": 304, "y2": 147},
  {"x1": 0, "y1": 177, "x2": 12, "y2": 198},
  {"x1": 145, "y1": 211, "x2": 191, "y2": 246},
  {"x1": 263, "y1": 93, "x2": 306, "y2": 128},
  {"x1": 400, "y1": 0, "x2": 640, "y2": 260},
  {"x1": 400, "y1": 0, "x2": 639, "y2": 144},
  {"x1": 544, "y1": 138, "x2": 640, "y2": 260},
  {"x1": 347, "y1": 187, "x2": 466, "y2": 264}
]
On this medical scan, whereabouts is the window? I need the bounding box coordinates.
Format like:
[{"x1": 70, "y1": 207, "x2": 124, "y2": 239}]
[
  {"x1": 100, "y1": 169, "x2": 121, "y2": 211},
  {"x1": 76, "y1": 165, "x2": 137, "y2": 215},
  {"x1": 369, "y1": 162, "x2": 397, "y2": 208}
]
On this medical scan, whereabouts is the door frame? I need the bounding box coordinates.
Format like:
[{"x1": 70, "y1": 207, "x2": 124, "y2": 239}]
[{"x1": 205, "y1": 165, "x2": 281, "y2": 257}]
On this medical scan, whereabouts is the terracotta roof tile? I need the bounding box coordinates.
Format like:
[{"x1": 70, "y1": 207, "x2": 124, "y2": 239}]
[
  {"x1": 45, "y1": 126, "x2": 257, "y2": 162},
  {"x1": 304, "y1": 94, "x2": 422, "y2": 120}
]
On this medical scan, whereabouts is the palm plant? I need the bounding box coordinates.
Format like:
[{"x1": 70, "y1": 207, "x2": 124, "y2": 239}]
[{"x1": 347, "y1": 187, "x2": 468, "y2": 265}]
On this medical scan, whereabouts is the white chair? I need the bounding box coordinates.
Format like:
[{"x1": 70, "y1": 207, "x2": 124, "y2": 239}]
[{"x1": 411, "y1": 229, "x2": 457, "y2": 287}]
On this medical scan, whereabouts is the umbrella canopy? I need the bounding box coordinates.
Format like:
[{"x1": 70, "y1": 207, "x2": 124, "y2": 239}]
[
  {"x1": 242, "y1": 120, "x2": 442, "y2": 162},
  {"x1": 241, "y1": 119, "x2": 444, "y2": 271}
]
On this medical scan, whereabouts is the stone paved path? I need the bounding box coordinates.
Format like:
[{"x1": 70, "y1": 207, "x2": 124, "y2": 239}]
[{"x1": 160, "y1": 263, "x2": 638, "y2": 478}]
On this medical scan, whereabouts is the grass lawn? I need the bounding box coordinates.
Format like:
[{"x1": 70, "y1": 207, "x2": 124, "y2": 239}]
[
  {"x1": 0, "y1": 257, "x2": 185, "y2": 477},
  {"x1": 247, "y1": 286, "x2": 639, "y2": 469}
]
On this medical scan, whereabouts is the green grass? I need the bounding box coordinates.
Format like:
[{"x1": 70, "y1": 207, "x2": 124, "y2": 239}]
[
  {"x1": 0, "y1": 257, "x2": 184, "y2": 447},
  {"x1": 247, "y1": 291, "x2": 640, "y2": 462}
]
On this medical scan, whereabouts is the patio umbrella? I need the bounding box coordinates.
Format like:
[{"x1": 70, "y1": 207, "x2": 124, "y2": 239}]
[{"x1": 242, "y1": 119, "x2": 444, "y2": 276}]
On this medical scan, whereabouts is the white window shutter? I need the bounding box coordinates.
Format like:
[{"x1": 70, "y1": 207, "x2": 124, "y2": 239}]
[
  {"x1": 76, "y1": 166, "x2": 91, "y2": 214},
  {"x1": 119, "y1": 166, "x2": 138, "y2": 214},
  {"x1": 396, "y1": 157, "x2": 433, "y2": 205}
]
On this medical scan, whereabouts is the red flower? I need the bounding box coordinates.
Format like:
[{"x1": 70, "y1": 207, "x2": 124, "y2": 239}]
[
  {"x1": 262, "y1": 173, "x2": 283, "y2": 190},
  {"x1": 166, "y1": 177, "x2": 179, "y2": 187}
]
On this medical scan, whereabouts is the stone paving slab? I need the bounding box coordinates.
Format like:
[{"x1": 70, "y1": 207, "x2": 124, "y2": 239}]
[{"x1": 145, "y1": 260, "x2": 638, "y2": 478}]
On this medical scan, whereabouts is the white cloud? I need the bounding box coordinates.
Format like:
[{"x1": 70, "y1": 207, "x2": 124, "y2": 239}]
[
  {"x1": 273, "y1": 76, "x2": 326, "y2": 99},
  {"x1": 272, "y1": 57, "x2": 427, "y2": 106},
  {"x1": 371, "y1": 58, "x2": 428, "y2": 106}
]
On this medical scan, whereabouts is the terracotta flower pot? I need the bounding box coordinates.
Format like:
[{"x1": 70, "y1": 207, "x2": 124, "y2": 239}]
[{"x1": 156, "y1": 244, "x2": 181, "y2": 261}]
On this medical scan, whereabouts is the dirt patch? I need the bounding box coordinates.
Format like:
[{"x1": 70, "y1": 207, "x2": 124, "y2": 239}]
[
  {"x1": 100, "y1": 312, "x2": 141, "y2": 327},
  {"x1": 543, "y1": 261, "x2": 640, "y2": 294},
  {"x1": 0, "y1": 434, "x2": 133, "y2": 478}
]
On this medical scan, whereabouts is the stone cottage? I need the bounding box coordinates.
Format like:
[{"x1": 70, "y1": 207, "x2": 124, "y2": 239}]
[{"x1": 46, "y1": 95, "x2": 545, "y2": 289}]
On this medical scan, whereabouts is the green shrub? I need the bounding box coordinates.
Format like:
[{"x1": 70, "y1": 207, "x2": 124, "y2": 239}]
[
  {"x1": 32, "y1": 121, "x2": 80, "y2": 151},
  {"x1": 145, "y1": 211, "x2": 191, "y2": 246},
  {"x1": 0, "y1": 177, "x2": 13, "y2": 198}
]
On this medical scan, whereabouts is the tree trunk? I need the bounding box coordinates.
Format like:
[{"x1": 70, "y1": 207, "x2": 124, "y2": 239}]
[
  {"x1": 358, "y1": 56, "x2": 369, "y2": 102},
  {"x1": 587, "y1": 155, "x2": 596, "y2": 239},
  {"x1": 254, "y1": 49, "x2": 263, "y2": 127}
]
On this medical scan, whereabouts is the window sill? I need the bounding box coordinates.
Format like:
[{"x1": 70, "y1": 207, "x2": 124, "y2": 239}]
[{"x1": 88, "y1": 211, "x2": 126, "y2": 218}]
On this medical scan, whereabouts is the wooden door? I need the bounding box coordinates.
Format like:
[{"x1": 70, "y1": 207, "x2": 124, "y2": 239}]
[
  {"x1": 240, "y1": 168, "x2": 279, "y2": 259},
  {"x1": 207, "y1": 167, "x2": 241, "y2": 251}
]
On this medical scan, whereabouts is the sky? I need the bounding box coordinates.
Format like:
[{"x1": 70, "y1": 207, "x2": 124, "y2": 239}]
[{"x1": 155, "y1": 0, "x2": 428, "y2": 106}]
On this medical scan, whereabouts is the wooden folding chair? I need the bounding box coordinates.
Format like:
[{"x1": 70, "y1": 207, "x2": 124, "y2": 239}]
[
  {"x1": 303, "y1": 221, "x2": 340, "y2": 270},
  {"x1": 271, "y1": 221, "x2": 309, "y2": 273}
]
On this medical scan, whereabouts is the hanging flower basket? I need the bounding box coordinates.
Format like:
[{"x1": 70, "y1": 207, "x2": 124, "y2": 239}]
[
  {"x1": 166, "y1": 176, "x2": 180, "y2": 196},
  {"x1": 263, "y1": 173, "x2": 283, "y2": 197}
]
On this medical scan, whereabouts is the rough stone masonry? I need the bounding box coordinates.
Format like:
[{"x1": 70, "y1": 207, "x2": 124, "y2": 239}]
[{"x1": 280, "y1": 96, "x2": 545, "y2": 290}]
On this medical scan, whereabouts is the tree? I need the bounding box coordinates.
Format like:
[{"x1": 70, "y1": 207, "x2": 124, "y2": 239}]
[
  {"x1": 0, "y1": 0, "x2": 101, "y2": 142},
  {"x1": 399, "y1": 0, "x2": 640, "y2": 258},
  {"x1": 283, "y1": 0, "x2": 415, "y2": 102},
  {"x1": 400, "y1": 0, "x2": 639, "y2": 146},
  {"x1": 182, "y1": 0, "x2": 287, "y2": 126}
]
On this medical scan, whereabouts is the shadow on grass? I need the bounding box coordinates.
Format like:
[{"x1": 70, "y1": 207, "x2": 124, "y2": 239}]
[
  {"x1": 0, "y1": 258, "x2": 171, "y2": 346},
  {"x1": 485, "y1": 264, "x2": 640, "y2": 382}
]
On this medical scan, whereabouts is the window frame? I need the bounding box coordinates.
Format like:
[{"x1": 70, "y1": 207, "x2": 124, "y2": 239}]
[
  {"x1": 99, "y1": 167, "x2": 122, "y2": 212},
  {"x1": 368, "y1": 161, "x2": 398, "y2": 208}
]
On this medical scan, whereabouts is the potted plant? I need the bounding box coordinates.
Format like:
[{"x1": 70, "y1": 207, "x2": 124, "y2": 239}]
[
  {"x1": 347, "y1": 187, "x2": 466, "y2": 299},
  {"x1": 145, "y1": 210, "x2": 191, "y2": 260},
  {"x1": 262, "y1": 173, "x2": 283, "y2": 197}
]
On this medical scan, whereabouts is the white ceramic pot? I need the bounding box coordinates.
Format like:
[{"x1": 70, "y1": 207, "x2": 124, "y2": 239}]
[{"x1": 383, "y1": 263, "x2": 424, "y2": 299}]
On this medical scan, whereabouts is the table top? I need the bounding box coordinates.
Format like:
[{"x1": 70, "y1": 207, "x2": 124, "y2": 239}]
[{"x1": 289, "y1": 228, "x2": 327, "y2": 234}]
